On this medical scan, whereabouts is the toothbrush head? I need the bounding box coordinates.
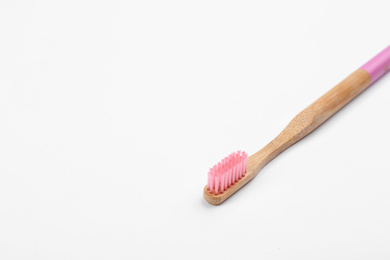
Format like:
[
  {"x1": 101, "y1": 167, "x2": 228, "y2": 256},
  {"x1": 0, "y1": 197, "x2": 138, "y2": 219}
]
[{"x1": 204, "y1": 151, "x2": 248, "y2": 205}]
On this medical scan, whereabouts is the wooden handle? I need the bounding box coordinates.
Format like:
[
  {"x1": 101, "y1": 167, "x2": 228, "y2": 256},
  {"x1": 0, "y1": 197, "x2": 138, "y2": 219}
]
[
  {"x1": 282, "y1": 69, "x2": 371, "y2": 145},
  {"x1": 204, "y1": 69, "x2": 372, "y2": 205},
  {"x1": 252, "y1": 69, "x2": 372, "y2": 176},
  {"x1": 308, "y1": 69, "x2": 372, "y2": 127}
]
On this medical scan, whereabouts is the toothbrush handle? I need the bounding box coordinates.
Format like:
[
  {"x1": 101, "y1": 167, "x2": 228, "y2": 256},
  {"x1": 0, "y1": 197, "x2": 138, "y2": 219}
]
[
  {"x1": 274, "y1": 46, "x2": 390, "y2": 153},
  {"x1": 307, "y1": 68, "x2": 371, "y2": 127},
  {"x1": 309, "y1": 45, "x2": 390, "y2": 129},
  {"x1": 361, "y1": 45, "x2": 390, "y2": 84}
]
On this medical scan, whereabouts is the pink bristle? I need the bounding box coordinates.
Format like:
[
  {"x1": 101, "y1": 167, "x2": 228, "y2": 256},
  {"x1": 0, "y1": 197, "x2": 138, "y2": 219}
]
[
  {"x1": 231, "y1": 155, "x2": 235, "y2": 185},
  {"x1": 238, "y1": 157, "x2": 242, "y2": 179},
  {"x1": 218, "y1": 160, "x2": 222, "y2": 192},
  {"x1": 209, "y1": 168, "x2": 214, "y2": 193},
  {"x1": 224, "y1": 159, "x2": 228, "y2": 191},
  {"x1": 238, "y1": 151, "x2": 244, "y2": 178},
  {"x1": 236, "y1": 154, "x2": 240, "y2": 180},
  {"x1": 211, "y1": 165, "x2": 216, "y2": 193},
  {"x1": 224, "y1": 159, "x2": 229, "y2": 190},
  {"x1": 215, "y1": 175, "x2": 219, "y2": 195},
  {"x1": 233, "y1": 155, "x2": 237, "y2": 178},
  {"x1": 218, "y1": 162, "x2": 223, "y2": 192},
  {"x1": 241, "y1": 153, "x2": 244, "y2": 172},
  {"x1": 221, "y1": 158, "x2": 226, "y2": 191},
  {"x1": 242, "y1": 153, "x2": 246, "y2": 175},
  {"x1": 220, "y1": 172, "x2": 225, "y2": 193},
  {"x1": 227, "y1": 155, "x2": 233, "y2": 187},
  {"x1": 236, "y1": 151, "x2": 241, "y2": 181},
  {"x1": 243, "y1": 152, "x2": 248, "y2": 175},
  {"x1": 239, "y1": 155, "x2": 244, "y2": 179},
  {"x1": 225, "y1": 159, "x2": 229, "y2": 189},
  {"x1": 206, "y1": 150, "x2": 248, "y2": 194},
  {"x1": 230, "y1": 154, "x2": 235, "y2": 184}
]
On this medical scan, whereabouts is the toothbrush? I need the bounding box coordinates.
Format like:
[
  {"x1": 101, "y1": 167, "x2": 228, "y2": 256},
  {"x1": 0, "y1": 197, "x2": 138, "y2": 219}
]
[{"x1": 204, "y1": 45, "x2": 390, "y2": 205}]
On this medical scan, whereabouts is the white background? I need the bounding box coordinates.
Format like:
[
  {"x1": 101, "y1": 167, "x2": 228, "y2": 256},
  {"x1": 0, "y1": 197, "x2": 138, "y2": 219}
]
[{"x1": 1, "y1": 0, "x2": 390, "y2": 259}]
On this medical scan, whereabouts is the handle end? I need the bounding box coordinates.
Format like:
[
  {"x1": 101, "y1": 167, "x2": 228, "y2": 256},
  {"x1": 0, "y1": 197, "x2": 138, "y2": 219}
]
[{"x1": 361, "y1": 45, "x2": 390, "y2": 84}]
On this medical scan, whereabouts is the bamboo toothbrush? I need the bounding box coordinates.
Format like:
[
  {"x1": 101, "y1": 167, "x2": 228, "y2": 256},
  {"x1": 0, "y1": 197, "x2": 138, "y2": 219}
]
[{"x1": 204, "y1": 45, "x2": 390, "y2": 205}]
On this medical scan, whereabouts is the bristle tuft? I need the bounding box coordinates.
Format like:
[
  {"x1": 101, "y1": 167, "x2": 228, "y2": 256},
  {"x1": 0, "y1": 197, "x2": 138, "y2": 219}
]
[{"x1": 207, "y1": 151, "x2": 248, "y2": 194}]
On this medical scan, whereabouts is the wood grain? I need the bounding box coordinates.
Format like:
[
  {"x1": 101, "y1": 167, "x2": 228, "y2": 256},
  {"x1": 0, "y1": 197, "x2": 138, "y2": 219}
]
[{"x1": 204, "y1": 69, "x2": 372, "y2": 205}]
